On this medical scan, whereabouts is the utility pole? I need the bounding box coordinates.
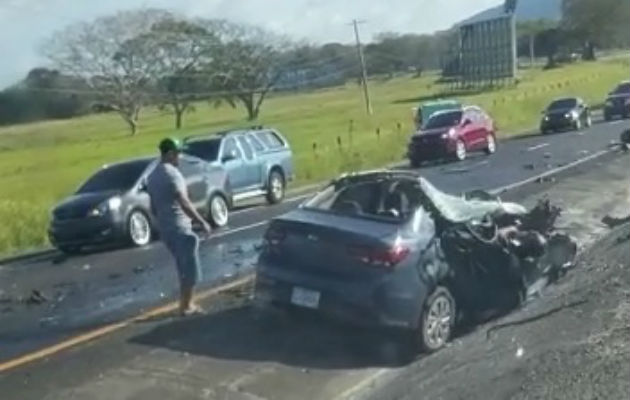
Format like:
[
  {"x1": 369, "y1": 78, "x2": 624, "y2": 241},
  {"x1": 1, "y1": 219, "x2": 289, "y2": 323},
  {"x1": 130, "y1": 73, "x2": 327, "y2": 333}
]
[{"x1": 350, "y1": 19, "x2": 373, "y2": 115}]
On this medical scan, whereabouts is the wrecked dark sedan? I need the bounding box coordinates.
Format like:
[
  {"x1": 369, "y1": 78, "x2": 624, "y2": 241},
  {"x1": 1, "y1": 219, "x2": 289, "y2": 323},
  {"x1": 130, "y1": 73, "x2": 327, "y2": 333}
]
[{"x1": 255, "y1": 171, "x2": 576, "y2": 353}]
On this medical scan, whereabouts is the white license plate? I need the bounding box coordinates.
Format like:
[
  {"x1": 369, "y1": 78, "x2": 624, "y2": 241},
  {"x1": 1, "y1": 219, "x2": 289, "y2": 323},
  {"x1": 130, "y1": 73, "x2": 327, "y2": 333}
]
[{"x1": 291, "y1": 287, "x2": 320, "y2": 309}]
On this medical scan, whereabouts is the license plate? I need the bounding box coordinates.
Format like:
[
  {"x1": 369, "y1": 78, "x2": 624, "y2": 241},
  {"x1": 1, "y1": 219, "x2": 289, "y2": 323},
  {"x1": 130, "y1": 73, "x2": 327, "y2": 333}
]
[{"x1": 291, "y1": 287, "x2": 320, "y2": 309}]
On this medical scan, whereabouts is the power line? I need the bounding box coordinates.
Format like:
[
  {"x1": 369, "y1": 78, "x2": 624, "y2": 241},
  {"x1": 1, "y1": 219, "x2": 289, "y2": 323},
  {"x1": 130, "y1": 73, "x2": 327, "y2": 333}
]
[{"x1": 349, "y1": 19, "x2": 373, "y2": 115}]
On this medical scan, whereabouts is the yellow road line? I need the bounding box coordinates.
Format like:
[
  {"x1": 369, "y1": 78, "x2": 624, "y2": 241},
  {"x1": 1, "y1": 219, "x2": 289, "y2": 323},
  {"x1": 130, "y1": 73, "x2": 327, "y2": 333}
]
[{"x1": 0, "y1": 274, "x2": 254, "y2": 373}]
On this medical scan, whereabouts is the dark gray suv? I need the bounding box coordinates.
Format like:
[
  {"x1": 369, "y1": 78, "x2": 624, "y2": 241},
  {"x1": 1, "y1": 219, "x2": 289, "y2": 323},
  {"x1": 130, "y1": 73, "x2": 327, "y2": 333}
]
[{"x1": 48, "y1": 154, "x2": 230, "y2": 254}]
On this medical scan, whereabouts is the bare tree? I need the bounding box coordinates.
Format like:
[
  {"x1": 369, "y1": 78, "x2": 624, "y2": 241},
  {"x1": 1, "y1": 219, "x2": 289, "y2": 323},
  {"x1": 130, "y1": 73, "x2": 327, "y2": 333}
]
[
  {"x1": 42, "y1": 9, "x2": 171, "y2": 135},
  {"x1": 147, "y1": 17, "x2": 220, "y2": 129},
  {"x1": 200, "y1": 20, "x2": 293, "y2": 121}
]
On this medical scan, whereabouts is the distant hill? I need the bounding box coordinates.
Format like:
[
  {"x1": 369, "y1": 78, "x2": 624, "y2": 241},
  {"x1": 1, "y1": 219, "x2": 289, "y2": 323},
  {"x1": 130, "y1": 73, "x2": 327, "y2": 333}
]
[{"x1": 456, "y1": 0, "x2": 562, "y2": 27}]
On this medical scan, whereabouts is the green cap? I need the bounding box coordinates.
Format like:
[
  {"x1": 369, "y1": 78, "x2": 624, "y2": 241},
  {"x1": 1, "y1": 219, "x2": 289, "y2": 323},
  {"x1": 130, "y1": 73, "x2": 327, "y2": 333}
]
[{"x1": 158, "y1": 137, "x2": 183, "y2": 154}]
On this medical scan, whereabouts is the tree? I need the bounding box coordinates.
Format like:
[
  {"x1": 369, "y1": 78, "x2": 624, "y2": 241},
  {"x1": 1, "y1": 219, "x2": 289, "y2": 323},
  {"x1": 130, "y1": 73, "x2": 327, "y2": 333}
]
[
  {"x1": 200, "y1": 20, "x2": 293, "y2": 121},
  {"x1": 562, "y1": 0, "x2": 630, "y2": 60},
  {"x1": 43, "y1": 9, "x2": 171, "y2": 135},
  {"x1": 147, "y1": 17, "x2": 219, "y2": 129},
  {"x1": 536, "y1": 28, "x2": 563, "y2": 68}
]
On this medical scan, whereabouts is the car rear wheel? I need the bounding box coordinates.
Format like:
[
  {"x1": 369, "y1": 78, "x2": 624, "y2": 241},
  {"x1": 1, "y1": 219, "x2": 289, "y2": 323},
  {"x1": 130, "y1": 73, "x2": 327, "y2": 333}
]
[
  {"x1": 208, "y1": 194, "x2": 229, "y2": 228},
  {"x1": 419, "y1": 286, "x2": 456, "y2": 353},
  {"x1": 266, "y1": 170, "x2": 285, "y2": 205},
  {"x1": 128, "y1": 210, "x2": 152, "y2": 247},
  {"x1": 454, "y1": 140, "x2": 467, "y2": 161},
  {"x1": 484, "y1": 134, "x2": 497, "y2": 155}
]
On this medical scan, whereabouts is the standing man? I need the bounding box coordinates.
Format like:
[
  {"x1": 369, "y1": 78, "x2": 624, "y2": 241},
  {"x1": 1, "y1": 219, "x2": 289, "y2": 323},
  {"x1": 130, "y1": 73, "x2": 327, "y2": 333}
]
[{"x1": 146, "y1": 137, "x2": 211, "y2": 316}]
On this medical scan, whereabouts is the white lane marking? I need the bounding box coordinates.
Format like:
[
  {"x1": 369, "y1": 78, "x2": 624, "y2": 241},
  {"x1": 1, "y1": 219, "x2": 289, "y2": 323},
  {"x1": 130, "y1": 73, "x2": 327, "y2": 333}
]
[
  {"x1": 336, "y1": 369, "x2": 393, "y2": 400},
  {"x1": 490, "y1": 149, "x2": 610, "y2": 195},
  {"x1": 611, "y1": 120, "x2": 625, "y2": 125},
  {"x1": 206, "y1": 220, "x2": 269, "y2": 240},
  {"x1": 526, "y1": 143, "x2": 549, "y2": 152},
  {"x1": 230, "y1": 192, "x2": 315, "y2": 216}
]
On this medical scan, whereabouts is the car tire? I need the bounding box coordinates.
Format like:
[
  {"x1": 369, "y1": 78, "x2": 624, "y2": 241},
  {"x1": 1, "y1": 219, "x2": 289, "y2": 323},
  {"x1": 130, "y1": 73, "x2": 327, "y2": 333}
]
[
  {"x1": 484, "y1": 134, "x2": 497, "y2": 155},
  {"x1": 266, "y1": 170, "x2": 285, "y2": 205},
  {"x1": 127, "y1": 210, "x2": 152, "y2": 247},
  {"x1": 585, "y1": 114, "x2": 592, "y2": 128},
  {"x1": 208, "y1": 194, "x2": 229, "y2": 228},
  {"x1": 454, "y1": 140, "x2": 467, "y2": 161},
  {"x1": 418, "y1": 286, "x2": 456, "y2": 353},
  {"x1": 573, "y1": 118, "x2": 582, "y2": 131}
]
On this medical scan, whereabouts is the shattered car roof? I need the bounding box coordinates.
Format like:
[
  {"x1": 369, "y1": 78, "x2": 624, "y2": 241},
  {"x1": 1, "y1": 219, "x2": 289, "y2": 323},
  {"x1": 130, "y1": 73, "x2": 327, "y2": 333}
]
[{"x1": 419, "y1": 178, "x2": 527, "y2": 223}]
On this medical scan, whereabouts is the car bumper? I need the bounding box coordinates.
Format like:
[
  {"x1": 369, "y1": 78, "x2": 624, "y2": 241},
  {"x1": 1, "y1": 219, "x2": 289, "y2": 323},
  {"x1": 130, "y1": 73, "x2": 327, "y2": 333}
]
[
  {"x1": 255, "y1": 263, "x2": 425, "y2": 330},
  {"x1": 540, "y1": 117, "x2": 574, "y2": 130},
  {"x1": 407, "y1": 139, "x2": 455, "y2": 161},
  {"x1": 48, "y1": 215, "x2": 125, "y2": 247}
]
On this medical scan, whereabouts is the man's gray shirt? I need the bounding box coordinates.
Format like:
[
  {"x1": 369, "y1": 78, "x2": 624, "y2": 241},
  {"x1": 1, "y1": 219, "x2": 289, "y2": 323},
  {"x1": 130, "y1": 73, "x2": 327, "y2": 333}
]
[{"x1": 146, "y1": 162, "x2": 192, "y2": 234}]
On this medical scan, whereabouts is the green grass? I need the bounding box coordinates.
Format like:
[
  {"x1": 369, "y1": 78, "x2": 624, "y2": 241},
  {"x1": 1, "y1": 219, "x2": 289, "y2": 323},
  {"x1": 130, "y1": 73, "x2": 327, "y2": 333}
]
[{"x1": 0, "y1": 58, "x2": 627, "y2": 256}]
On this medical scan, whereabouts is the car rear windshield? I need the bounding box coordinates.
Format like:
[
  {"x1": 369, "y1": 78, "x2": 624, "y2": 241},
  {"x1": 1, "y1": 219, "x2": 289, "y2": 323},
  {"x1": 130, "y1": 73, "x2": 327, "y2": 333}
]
[
  {"x1": 548, "y1": 98, "x2": 577, "y2": 110},
  {"x1": 184, "y1": 138, "x2": 221, "y2": 161},
  {"x1": 613, "y1": 83, "x2": 630, "y2": 94},
  {"x1": 304, "y1": 179, "x2": 423, "y2": 222},
  {"x1": 424, "y1": 110, "x2": 462, "y2": 129},
  {"x1": 77, "y1": 160, "x2": 150, "y2": 194}
]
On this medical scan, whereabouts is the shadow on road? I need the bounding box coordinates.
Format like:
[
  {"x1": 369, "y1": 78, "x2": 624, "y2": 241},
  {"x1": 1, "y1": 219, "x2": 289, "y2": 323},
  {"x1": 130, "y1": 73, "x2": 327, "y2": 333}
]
[{"x1": 130, "y1": 304, "x2": 403, "y2": 369}]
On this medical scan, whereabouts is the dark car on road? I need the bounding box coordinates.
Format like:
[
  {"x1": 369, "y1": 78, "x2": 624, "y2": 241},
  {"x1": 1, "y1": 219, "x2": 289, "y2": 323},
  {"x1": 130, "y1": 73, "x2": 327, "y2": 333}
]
[
  {"x1": 255, "y1": 171, "x2": 576, "y2": 353},
  {"x1": 48, "y1": 155, "x2": 230, "y2": 254},
  {"x1": 407, "y1": 106, "x2": 497, "y2": 167},
  {"x1": 540, "y1": 97, "x2": 592, "y2": 134},
  {"x1": 184, "y1": 127, "x2": 294, "y2": 206},
  {"x1": 604, "y1": 81, "x2": 630, "y2": 121}
]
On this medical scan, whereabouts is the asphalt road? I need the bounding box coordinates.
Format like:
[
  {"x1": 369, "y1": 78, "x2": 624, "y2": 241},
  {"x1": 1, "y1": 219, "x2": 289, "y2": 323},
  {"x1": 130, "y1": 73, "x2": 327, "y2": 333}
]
[
  {"x1": 0, "y1": 117, "x2": 626, "y2": 366},
  {"x1": 0, "y1": 151, "x2": 628, "y2": 400}
]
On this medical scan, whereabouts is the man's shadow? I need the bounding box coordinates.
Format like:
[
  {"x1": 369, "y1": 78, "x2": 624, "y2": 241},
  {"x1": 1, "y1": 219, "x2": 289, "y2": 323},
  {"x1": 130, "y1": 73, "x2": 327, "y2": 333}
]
[{"x1": 130, "y1": 304, "x2": 411, "y2": 369}]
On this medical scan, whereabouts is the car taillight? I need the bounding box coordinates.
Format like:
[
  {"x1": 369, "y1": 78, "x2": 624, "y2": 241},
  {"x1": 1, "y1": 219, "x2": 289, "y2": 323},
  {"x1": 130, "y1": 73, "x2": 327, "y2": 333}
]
[
  {"x1": 264, "y1": 225, "x2": 286, "y2": 246},
  {"x1": 347, "y1": 244, "x2": 410, "y2": 269}
]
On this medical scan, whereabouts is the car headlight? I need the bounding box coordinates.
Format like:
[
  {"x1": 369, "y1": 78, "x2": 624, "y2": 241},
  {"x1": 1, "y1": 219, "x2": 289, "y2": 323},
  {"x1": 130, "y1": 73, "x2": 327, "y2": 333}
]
[
  {"x1": 543, "y1": 116, "x2": 550, "y2": 121},
  {"x1": 89, "y1": 196, "x2": 122, "y2": 217}
]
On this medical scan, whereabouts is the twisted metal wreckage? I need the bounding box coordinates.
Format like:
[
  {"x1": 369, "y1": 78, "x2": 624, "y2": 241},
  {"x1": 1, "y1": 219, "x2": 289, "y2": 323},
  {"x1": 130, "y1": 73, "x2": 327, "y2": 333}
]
[{"x1": 418, "y1": 178, "x2": 578, "y2": 319}]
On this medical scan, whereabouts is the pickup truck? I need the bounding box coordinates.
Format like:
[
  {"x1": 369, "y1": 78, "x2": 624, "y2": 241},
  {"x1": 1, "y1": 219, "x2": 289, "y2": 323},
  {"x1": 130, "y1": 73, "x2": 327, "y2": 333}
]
[{"x1": 184, "y1": 127, "x2": 294, "y2": 207}]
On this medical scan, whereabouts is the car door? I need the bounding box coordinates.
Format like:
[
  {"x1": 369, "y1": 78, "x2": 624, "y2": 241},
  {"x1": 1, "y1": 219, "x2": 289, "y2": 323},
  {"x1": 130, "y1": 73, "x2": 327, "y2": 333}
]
[
  {"x1": 460, "y1": 109, "x2": 479, "y2": 149},
  {"x1": 236, "y1": 134, "x2": 263, "y2": 189},
  {"x1": 220, "y1": 137, "x2": 248, "y2": 192},
  {"x1": 178, "y1": 155, "x2": 209, "y2": 207}
]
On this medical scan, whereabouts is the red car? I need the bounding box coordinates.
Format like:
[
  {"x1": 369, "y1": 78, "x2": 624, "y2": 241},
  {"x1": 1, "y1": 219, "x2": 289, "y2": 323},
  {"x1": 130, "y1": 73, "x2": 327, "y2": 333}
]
[{"x1": 407, "y1": 106, "x2": 497, "y2": 167}]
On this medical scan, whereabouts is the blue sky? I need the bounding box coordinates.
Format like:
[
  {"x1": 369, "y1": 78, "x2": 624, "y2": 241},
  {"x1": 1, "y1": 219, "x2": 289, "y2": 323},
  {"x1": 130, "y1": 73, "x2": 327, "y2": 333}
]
[{"x1": 0, "y1": 0, "x2": 502, "y2": 88}]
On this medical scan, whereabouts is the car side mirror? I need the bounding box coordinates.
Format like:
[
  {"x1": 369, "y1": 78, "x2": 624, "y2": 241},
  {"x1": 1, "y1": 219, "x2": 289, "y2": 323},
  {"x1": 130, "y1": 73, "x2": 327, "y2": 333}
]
[
  {"x1": 137, "y1": 181, "x2": 148, "y2": 192},
  {"x1": 462, "y1": 119, "x2": 472, "y2": 126},
  {"x1": 221, "y1": 150, "x2": 239, "y2": 163}
]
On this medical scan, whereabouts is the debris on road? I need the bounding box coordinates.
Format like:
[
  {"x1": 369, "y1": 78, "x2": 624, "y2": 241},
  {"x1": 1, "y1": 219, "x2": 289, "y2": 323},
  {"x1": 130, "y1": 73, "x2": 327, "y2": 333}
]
[
  {"x1": 524, "y1": 163, "x2": 535, "y2": 170},
  {"x1": 536, "y1": 176, "x2": 556, "y2": 184},
  {"x1": 543, "y1": 152, "x2": 552, "y2": 159},
  {"x1": 82, "y1": 264, "x2": 91, "y2": 271},
  {"x1": 24, "y1": 290, "x2": 48, "y2": 305}
]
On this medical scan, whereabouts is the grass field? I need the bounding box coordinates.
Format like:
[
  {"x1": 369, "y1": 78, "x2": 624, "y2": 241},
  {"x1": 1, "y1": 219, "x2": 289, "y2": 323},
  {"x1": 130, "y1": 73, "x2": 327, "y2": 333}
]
[{"x1": 0, "y1": 57, "x2": 628, "y2": 256}]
